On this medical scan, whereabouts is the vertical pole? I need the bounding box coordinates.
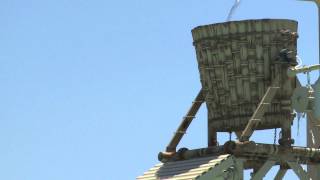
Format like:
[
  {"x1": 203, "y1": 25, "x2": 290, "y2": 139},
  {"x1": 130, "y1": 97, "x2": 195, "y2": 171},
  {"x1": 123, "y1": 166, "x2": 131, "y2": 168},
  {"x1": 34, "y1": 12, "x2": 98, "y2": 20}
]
[
  {"x1": 318, "y1": 3, "x2": 320, "y2": 68},
  {"x1": 318, "y1": 3, "x2": 320, "y2": 71},
  {"x1": 279, "y1": 117, "x2": 293, "y2": 146},
  {"x1": 307, "y1": 114, "x2": 320, "y2": 179},
  {"x1": 208, "y1": 129, "x2": 218, "y2": 147},
  {"x1": 235, "y1": 158, "x2": 244, "y2": 180},
  {"x1": 298, "y1": 1, "x2": 320, "y2": 179},
  {"x1": 208, "y1": 125, "x2": 217, "y2": 147}
]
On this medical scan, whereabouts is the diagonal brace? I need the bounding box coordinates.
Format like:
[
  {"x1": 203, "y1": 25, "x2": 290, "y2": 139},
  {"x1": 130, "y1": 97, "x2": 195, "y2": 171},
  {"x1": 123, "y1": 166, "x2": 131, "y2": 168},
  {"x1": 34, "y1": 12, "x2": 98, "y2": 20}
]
[
  {"x1": 287, "y1": 162, "x2": 310, "y2": 180},
  {"x1": 251, "y1": 160, "x2": 276, "y2": 180},
  {"x1": 274, "y1": 168, "x2": 287, "y2": 180},
  {"x1": 240, "y1": 77, "x2": 280, "y2": 142},
  {"x1": 166, "y1": 89, "x2": 206, "y2": 152}
]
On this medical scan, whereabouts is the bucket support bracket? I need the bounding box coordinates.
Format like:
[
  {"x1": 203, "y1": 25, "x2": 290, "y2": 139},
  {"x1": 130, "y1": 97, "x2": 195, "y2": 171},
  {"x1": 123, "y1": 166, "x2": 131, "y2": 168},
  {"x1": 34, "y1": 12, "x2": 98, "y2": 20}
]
[{"x1": 240, "y1": 76, "x2": 280, "y2": 142}]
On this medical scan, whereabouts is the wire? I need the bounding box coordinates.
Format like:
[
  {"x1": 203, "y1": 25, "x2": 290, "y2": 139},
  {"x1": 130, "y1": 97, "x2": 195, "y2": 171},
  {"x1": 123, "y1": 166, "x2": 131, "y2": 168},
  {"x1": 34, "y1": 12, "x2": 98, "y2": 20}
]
[
  {"x1": 226, "y1": 0, "x2": 241, "y2": 21},
  {"x1": 274, "y1": 128, "x2": 277, "y2": 144}
]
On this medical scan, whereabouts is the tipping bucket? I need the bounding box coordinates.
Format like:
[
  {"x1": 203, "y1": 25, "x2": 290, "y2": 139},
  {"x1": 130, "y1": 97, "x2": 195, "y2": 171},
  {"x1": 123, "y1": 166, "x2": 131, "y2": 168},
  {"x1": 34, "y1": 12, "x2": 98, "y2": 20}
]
[{"x1": 192, "y1": 19, "x2": 298, "y2": 132}]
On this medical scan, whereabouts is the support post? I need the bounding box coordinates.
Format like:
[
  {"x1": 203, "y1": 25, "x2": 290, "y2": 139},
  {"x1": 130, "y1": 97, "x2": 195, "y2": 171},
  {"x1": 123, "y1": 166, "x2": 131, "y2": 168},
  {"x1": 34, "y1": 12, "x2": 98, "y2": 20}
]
[
  {"x1": 307, "y1": 113, "x2": 320, "y2": 179},
  {"x1": 279, "y1": 115, "x2": 294, "y2": 146},
  {"x1": 235, "y1": 158, "x2": 244, "y2": 180},
  {"x1": 298, "y1": 1, "x2": 320, "y2": 178},
  {"x1": 208, "y1": 127, "x2": 217, "y2": 147}
]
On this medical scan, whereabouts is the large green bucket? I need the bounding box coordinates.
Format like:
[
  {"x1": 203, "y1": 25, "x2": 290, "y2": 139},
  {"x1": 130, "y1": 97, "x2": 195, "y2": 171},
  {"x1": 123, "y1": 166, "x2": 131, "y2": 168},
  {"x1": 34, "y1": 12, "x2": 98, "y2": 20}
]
[{"x1": 192, "y1": 19, "x2": 298, "y2": 132}]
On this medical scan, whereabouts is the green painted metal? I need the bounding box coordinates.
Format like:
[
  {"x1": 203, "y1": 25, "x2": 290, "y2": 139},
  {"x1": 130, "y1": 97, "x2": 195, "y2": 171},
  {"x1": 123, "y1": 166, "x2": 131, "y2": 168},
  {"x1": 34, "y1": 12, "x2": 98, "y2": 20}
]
[
  {"x1": 274, "y1": 169, "x2": 287, "y2": 180},
  {"x1": 196, "y1": 156, "x2": 244, "y2": 180},
  {"x1": 312, "y1": 78, "x2": 320, "y2": 120},
  {"x1": 251, "y1": 161, "x2": 276, "y2": 180},
  {"x1": 137, "y1": 155, "x2": 236, "y2": 180},
  {"x1": 287, "y1": 162, "x2": 310, "y2": 180},
  {"x1": 297, "y1": 2, "x2": 320, "y2": 179}
]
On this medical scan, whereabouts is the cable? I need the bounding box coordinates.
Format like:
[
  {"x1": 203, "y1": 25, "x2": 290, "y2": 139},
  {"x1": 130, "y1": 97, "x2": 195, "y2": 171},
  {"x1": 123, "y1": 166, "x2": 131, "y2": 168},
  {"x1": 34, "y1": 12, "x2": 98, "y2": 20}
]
[{"x1": 226, "y1": 0, "x2": 241, "y2": 21}]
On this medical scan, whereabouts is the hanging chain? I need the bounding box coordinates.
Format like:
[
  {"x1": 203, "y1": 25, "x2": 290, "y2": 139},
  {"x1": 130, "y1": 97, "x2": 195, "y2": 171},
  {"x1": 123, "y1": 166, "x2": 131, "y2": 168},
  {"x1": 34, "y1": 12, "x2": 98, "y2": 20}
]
[
  {"x1": 274, "y1": 128, "x2": 277, "y2": 144},
  {"x1": 297, "y1": 116, "x2": 300, "y2": 137},
  {"x1": 307, "y1": 71, "x2": 311, "y2": 86}
]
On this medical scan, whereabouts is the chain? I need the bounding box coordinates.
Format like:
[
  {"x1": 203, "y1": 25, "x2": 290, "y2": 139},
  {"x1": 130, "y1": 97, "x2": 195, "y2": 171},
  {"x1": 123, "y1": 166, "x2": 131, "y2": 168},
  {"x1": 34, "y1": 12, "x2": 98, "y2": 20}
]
[
  {"x1": 274, "y1": 128, "x2": 277, "y2": 144},
  {"x1": 307, "y1": 71, "x2": 311, "y2": 86},
  {"x1": 297, "y1": 116, "x2": 300, "y2": 137}
]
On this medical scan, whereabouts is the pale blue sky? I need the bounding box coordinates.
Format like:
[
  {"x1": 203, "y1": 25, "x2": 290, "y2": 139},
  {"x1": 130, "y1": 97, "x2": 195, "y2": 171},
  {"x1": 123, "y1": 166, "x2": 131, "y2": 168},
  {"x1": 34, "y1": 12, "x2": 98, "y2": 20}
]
[{"x1": 0, "y1": 0, "x2": 318, "y2": 179}]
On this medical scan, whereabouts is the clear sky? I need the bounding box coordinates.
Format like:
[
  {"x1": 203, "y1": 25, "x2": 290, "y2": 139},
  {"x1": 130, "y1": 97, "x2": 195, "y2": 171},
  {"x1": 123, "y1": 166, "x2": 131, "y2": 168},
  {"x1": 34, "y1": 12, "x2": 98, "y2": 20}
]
[{"x1": 0, "y1": 0, "x2": 319, "y2": 179}]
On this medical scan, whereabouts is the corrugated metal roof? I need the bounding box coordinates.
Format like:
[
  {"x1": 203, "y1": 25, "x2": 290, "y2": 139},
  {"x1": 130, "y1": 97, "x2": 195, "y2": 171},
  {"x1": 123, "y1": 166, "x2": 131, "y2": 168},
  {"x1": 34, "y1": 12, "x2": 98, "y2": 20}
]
[{"x1": 137, "y1": 154, "x2": 231, "y2": 180}]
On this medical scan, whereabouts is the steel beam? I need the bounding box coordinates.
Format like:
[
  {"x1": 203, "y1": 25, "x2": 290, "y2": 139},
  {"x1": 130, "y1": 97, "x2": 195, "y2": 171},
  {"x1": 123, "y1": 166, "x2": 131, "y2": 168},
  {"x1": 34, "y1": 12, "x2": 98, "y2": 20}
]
[
  {"x1": 251, "y1": 160, "x2": 276, "y2": 180},
  {"x1": 287, "y1": 162, "x2": 310, "y2": 180},
  {"x1": 198, "y1": 156, "x2": 244, "y2": 180},
  {"x1": 159, "y1": 141, "x2": 320, "y2": 164},
  {"x1": 274, "y1": 169, "x2": 287, "y2": 180},
  {"x1": 307, "y1": 113, "x2": 320, "y2": 180}
]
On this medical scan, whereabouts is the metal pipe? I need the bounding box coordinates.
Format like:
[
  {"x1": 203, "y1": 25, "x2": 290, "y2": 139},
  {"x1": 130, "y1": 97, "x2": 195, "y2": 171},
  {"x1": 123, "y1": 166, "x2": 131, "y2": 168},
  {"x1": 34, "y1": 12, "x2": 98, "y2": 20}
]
[
  {"x1": 158, "y1": 145, "x2": 224, "y2": 162},
  {"x1": 287, "y1": 64, "x2": 320, "y2": 77},
  {"x1": 159, "y1": 141, "x2": 320, "y2": 164}
]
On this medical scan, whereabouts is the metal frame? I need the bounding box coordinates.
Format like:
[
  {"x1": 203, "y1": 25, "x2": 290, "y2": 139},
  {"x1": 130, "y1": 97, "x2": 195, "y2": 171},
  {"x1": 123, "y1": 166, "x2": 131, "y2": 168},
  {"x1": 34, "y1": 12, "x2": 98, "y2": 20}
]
[
  {"x1": 251, "y1": 161, "x2": 276, "y2": 180},
  {"x1": 274, "y1": 169, "x2": 287, "y2": 180},
  {"x1": 197, "y1": 156, "x2": 312, "y2": 180},
  {"x1": 198, "y1": 156, "x2": 244, "y2": 180},
  {"x1": 287, "y1": 162, "x2": 310, "y2": 180},
  {"x1": 250, "y1": 160, "x2": 310, "y2": 180}
]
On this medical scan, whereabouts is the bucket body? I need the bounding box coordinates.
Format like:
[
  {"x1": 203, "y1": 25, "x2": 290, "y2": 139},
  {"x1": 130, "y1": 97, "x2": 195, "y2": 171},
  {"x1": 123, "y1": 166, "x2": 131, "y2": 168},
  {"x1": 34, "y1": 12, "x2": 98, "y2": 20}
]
[{"x1": 192, "y1": 19, "x2": 298, "y2": 132}]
